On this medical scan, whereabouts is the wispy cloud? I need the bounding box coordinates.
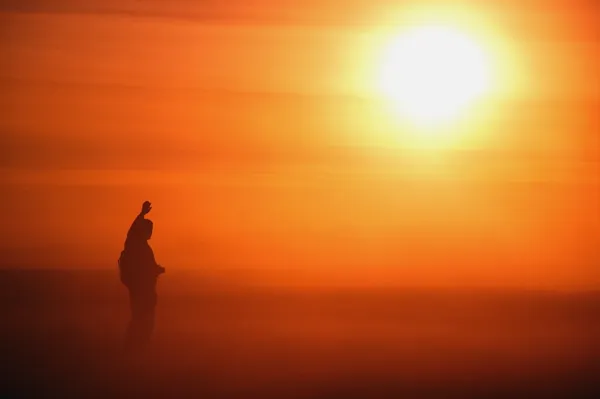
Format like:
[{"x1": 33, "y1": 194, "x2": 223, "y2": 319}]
[
  {"x1": 2, "y1": 1, "x2": 598, "y2": 34},
  {"x1": 0, "y1": 0, "x2": 365, "y2": 26}
]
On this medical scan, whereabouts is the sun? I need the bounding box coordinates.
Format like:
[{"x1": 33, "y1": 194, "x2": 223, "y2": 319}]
[{"x1": 379, "y1": 25, "x2": 492, "y2": 127}]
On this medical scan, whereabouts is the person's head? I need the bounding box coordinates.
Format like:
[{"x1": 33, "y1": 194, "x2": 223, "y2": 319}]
[
  {"x1": 140, "y1": 219, "x2": 153, "y2": 240},
  {"x1": 127, "y1": 218, "x2": 153, "y2": 243}
]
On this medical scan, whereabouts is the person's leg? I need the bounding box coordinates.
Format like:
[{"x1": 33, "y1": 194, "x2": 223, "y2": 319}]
[
  {"x1": 137, "y1": 282, "x2": 157, "y2": 347},
  {"x1": 125, "y1": 286, "x2": 144, "y2": 352}
]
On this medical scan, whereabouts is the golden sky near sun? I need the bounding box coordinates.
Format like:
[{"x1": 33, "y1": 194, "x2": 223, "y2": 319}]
[{"x1": 1, "y1": 0, "x2": 599, "y2": 289}]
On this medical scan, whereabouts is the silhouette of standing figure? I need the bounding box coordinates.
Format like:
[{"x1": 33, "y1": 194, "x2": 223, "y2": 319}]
[{"x1": 118, "y1": 201, "x2": 165, "y2": 353}]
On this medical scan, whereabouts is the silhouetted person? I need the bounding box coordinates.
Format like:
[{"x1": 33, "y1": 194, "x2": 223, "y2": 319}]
[{"x1": 118, "y1": 201, "x2": 165, "y2": 353}]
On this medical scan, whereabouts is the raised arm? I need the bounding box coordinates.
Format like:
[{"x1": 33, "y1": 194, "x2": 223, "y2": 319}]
[{"x1": 127, "y1": 201, "x2": 152, "y2": 237}]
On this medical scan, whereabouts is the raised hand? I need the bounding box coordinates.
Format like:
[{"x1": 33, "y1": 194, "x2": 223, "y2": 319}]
[{"x1": 141, "y1": 201, "x2": 152, "y2": 216}]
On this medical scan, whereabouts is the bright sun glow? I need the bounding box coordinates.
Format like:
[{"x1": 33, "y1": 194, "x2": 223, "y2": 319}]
[{"x1": 379, "y1": 25, "x2": 492, "y2": 127}]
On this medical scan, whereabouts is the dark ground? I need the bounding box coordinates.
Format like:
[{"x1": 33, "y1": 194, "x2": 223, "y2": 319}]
[{"x1": 1, "y1": 269, "x2": 599, "y2": 398}]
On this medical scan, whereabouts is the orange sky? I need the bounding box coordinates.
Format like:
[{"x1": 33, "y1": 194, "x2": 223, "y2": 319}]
[{"x1": 1, "y1": 0, "x2": 598, "y2": 289}]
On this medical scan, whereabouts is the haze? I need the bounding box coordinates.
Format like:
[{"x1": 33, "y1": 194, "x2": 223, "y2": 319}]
[{"x1": 1, "y1": 0, "x2": 599, "y2": 289}]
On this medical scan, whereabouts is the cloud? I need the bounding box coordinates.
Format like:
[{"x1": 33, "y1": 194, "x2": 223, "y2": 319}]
[{"x1": 0, "y1": 0, "x2": 337, "y2": 25}]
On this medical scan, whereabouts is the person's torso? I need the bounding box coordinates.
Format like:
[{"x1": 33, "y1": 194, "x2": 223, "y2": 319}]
[{"x1": 120, "y1": 241, "x2": 156, "y2": 284}]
